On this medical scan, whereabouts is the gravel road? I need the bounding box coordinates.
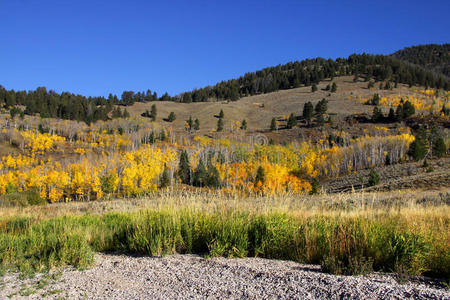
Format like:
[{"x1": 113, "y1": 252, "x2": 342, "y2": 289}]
[{"x1": 1, "y1": 253, "x2": 448, "y2": 299}]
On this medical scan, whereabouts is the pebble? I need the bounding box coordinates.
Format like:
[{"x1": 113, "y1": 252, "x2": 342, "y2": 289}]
[{"x1": 1, "y1": 253, "x2": 448, "y2": 299}]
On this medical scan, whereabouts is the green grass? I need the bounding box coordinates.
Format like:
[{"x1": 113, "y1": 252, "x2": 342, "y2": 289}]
[{"x1": 0, "y1": 209, "x2": 448, "y2": 280}]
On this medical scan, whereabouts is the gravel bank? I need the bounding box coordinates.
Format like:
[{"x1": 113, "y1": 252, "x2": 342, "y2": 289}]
[{"x1": 1, "y1": 253, "x2": 448, "y2": 299}]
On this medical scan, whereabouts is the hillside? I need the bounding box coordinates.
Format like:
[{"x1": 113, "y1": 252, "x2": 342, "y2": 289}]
[
  {"x1": 391, "y1": 44, "x2": 450, "y2": 77},
  {"x1": 1, "y1": 44, "x2": 449, "y2": 126},
  {"x1": 126, "y1": 76, "x2": 447, "y2": 138}
]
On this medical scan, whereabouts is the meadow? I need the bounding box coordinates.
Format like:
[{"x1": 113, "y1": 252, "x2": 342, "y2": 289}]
[{"x1": 0, "y1": 191, "x2": 448, "y2": 282}]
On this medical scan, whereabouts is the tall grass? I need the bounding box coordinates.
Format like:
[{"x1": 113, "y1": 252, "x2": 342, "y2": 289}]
[{"x1": 0, "y1": 207, "x2": 448, "y2": 280}]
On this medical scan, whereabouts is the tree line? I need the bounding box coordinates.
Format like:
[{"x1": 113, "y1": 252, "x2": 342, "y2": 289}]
[{"x1": 179, "y1": 53, "x2": 449, "y2": 103}]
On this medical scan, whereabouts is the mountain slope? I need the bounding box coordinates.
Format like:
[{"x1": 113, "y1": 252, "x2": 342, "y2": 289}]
[{"x1": 391, "y1": 44, "x2": 450, "y2": 77}]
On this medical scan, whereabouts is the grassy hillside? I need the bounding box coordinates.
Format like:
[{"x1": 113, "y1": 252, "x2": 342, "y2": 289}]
[{"x1": 125, "y1": 76, "x2": 446, "y2": 137}]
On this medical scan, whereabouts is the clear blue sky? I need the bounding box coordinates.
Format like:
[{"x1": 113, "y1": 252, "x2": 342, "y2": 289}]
[{"x1": 1, "y1": 0, "x2": 449, "y2": 97}]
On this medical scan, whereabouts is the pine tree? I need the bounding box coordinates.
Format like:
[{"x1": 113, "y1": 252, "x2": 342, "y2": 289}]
[
  {"x1": 167, "y1": 112, "x2": 176, "y2": 122},
  {"x1": 395, "y1": 105, "x2": 404, "y2": 121},
  {"x1": 303, "y1": 102, "x2": 314, "y2": 126},
  {"x1": 387, "y1": 107, "x2": 396, "y2": 122},
  {"x1": 331, "y1": 82, "x2": 337, "y2": 92},
  {"x1": 206, "y1": 163, "x2": 221, "y2": 188},
  {"x1": 194, "y1": 118, "x2": 200, "y2": 130},
  {"x1": 433, "y1": 137, "x2": 447, "y2": 158},
  {"x1": 372, "y1": 106, "x2": 384, "y2": 122},
  {"x1": 402, "y1": 100, "x2": 415, "y2": 118},
  {"x1": 241, "y1": 119, "x2": 247, "y2": 130},
  {"x1": 371, "y1": 93, "x2": 380, "y2": 105},
  {"x1": 408, "y1": 127, "x2": 428, "y2": 161},
  {"x1": 255, "y1": 166, "x2": 266, "y2": 185},
  {"x1": 187, "y1": 116, "x2": 193, "y2": 131},
  {"x1": 315, "y1": 98, "x2": 328, "y2": 116},
  {"x1": 178, "y1": 150, "x2": 191, "y2": 184},
  {"x1": 217, "y1": 118, "x2": 223, "y2": 131},
  {"x1": 193, "y1": 159, "x2": 207, "y2": 187},
  {"x1": 159, "y1": 165, "x2": 170, "y2": 188},
  {"x1": 286, "y1": 113, "x2": 297, "y2": 129},
  {"x1": 311, "y1": 84, "x2": 318, "y2": 93},
  {"x1": 270, "y1": 117, "x2": 277, "y2": 131},
  {"x1": 149, "y1": 131, "x2": 156, "y2": 144},
  {"x1": 150, "y1": 104, "x2": 157, "y2": 121},
  {"x1": 368, "y1": 169, "x2": 380, "y2": 186},
  {"x1": 218, "y1": 109, "x2": 224, "y2": 119},
  {"x1": 159, "y1": 129, "x2": 166, "y2": 141}
]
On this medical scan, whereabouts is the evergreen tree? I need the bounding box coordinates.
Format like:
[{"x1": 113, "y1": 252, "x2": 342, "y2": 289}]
[
  {"x1": 331, "y1": 82, "x2": 337, "y2": 92},
  {"x1": 395, "y1": 104, "x2": 404, "y2": 121},
  {"x1": 159, "y1": 129, "x2": 166, "y2": 141},
  {"x1": 368, "y1": 169, "x2": 380, "y2": 186},
  {"x1": 255, "y1": 166, "x2": 266, "y2": 185},
  {"x1": 370, "y1": 93, "x2": 380, "y2": 105},
  {"x1": 150, "y1": 104, "x2": 157, "y2": 121},
  {"x1": 193, "y1": 159, "x2": 207, "y2": 187},
  {"x1": 311, "y1": 84, "x2": 318, "y2": 93},
  {"x1": 122, "y1": 108, "x2": 130, "y2": 118},
  {"x1": 241, "y1": 119, "x2": 247, "y2": 130},
  {"x1": 316, "y1": 114, "x2": 325, "y2": 126},
  {"x1": 286, "y1": 113, "x2": 297, "y2": 129},
  {"x1": 194, "y1": 118, "x2": 200, "y2": 130},
  {"x1": 270, "y1": 117, "x2": 277, "y2": 131},
  {"x1": 372, "y1": 106, "x2": 384, "y2": 122},
  {"x1": 303, "y1": 102, "x2": 314, "y2": 126},
  {"x1": 433, "y1": 137, "x2": 447, "y2": 158},
  {"x1": 167, "y1": 112, "x2": 176, "y2": 122},
  {"x1": 159, "y1": 165, "x2": 170, "y2": 188},
  {"x1": 187, "y1": 116, "x2": 193, "y2": 131},
  {"x1": 217, "y1": 118, "x2": 223, "y2": 131},
  {"x1": 178, "y1": 150, "x2": 191, "y2": 184},
  {"x1": 402, "y1": 100, "x2": 415, "y2": 118},
  {"x1": 309, "y1": 179, "x2": 319, "y2": 195},
  {"x1": 385, "y1": 154, "x2": 391, "y2": 165},
  {"x1": 315, "y1": 98, "x2": 328, "y2": 116},
  {"x1": 206, "y1": 163, "x2": 221, "y2": 188},
  {"x1": 408, "y1": 127, "x2": 428, "y2": 161},
  {"x1": 387, "y1": 107, "x2": 396, "y2": 122},
  {"x1": 149, "y1": 131, "x2": 156, "y2": 144},
  {"x1": 218, "y1": 109, "x2": 224, "y2": 119},
  {"x1": 112, "y1": 106, "x2": 122, "y2": 118}
]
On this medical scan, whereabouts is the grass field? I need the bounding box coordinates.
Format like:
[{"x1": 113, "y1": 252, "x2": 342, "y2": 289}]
[
  {"x1": 126, "y1": 77, "x2": 417, "y2": 135},
  {"x1": 0, "y1": 191, "x2": 448, "y2": 282}
]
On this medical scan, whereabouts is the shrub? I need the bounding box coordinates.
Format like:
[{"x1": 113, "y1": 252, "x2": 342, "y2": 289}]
[
  {"x1": 167, "y1": 112, "x2": 176, "y2": 122},
  {"x1": 367, "y1": 169, "x2": 380, "y2": 186}
]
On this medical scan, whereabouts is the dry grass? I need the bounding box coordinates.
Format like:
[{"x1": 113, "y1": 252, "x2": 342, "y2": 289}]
[
  {"x1": 1, "y1": 188, "x2": 448, "y2": 220},
  {"x1": 125, "y1": 77, "x2": 416, "y2": 135}
]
